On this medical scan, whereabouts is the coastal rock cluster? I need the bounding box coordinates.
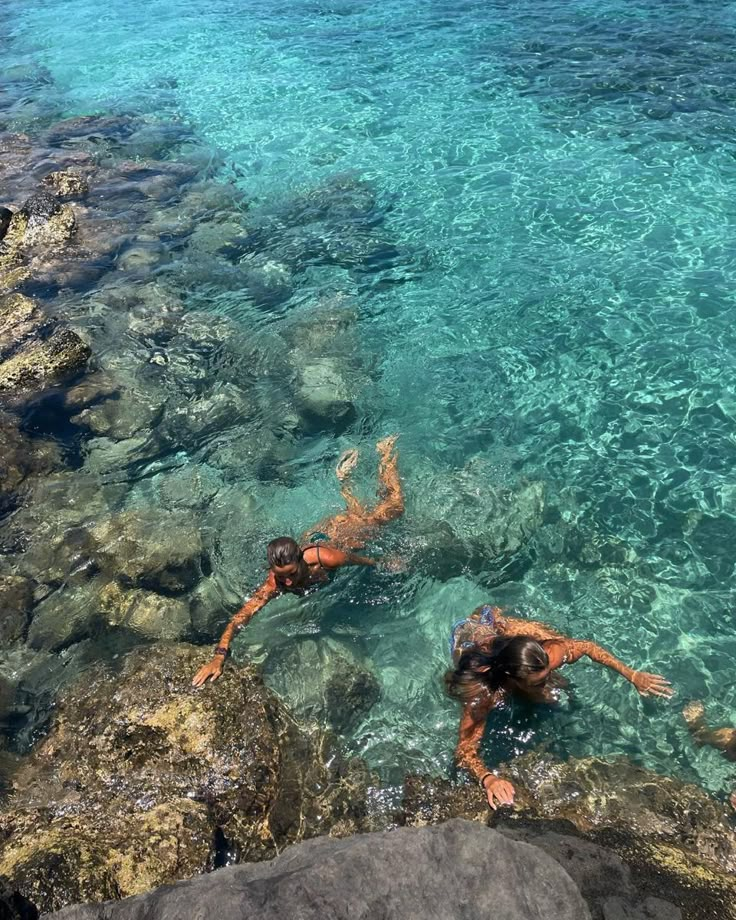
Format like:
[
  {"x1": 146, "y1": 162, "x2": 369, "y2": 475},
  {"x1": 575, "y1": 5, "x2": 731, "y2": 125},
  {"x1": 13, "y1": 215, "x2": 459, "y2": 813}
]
[
  {"x1": 0, "y1": 644, "x2": 374, "y2": 915},
  {"x1": 47, "y1": 821, "x2": 591, "y2": 920},
  {"x1": 402, "y1": 758, "x2": 736, "y2": 919},
  {"x1": 0, "y1": 64, "x2": 733, "y2": 920},
  {"x1": 0, "y1": 638, "x2": 733, "y2": 917}
]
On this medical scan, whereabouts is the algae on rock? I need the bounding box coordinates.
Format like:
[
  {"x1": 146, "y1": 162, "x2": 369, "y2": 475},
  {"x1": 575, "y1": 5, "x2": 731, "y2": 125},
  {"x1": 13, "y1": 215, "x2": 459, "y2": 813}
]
[
  {"x1": 0, "y1": 644, "x2": 375, "y2": 914},
  {"x1": 0, "y1": 293, "x2": 90, "y2": 399}
]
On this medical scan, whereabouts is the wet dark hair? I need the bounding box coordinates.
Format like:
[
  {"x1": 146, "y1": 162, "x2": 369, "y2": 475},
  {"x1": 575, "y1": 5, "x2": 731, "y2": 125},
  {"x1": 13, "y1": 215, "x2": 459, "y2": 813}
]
[
  {"x1": 445, "y1": 635, "x2": 549, "y2": 702},
  {"x1": 267, "y1": 536, "x2": 302, "y2": 568}
]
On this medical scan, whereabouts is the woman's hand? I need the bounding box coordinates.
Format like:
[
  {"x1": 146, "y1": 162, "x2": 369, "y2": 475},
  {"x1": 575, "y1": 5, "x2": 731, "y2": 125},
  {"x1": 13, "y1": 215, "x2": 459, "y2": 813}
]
[
  {"x1": 192, "y1": 657, "x2": 225, "y2": 687},
  {"x1": 632, "y1": 671, "x2": 673, "y2": 698},
  {"x1": 483, "y1": 775, "x2": 515, "y2": 810}
]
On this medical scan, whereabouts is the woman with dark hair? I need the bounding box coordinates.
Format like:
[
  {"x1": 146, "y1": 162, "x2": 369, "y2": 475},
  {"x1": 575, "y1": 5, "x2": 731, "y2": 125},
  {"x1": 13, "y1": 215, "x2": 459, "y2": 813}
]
[
  {"x1": 446, "y1": 605, "x2": 672, "y2": 809},
  {"x1": 193, "y1": 436, "x2": 403, "y2": 687}
]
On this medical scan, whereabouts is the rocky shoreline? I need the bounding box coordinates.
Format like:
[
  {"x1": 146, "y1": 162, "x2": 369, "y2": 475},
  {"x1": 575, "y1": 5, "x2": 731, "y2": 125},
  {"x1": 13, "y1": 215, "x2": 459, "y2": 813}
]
[
  {"x1": 1, "y1": 54, "x2": 735, "y2": 920},
  {"x1": 0, "y1": 641, "x2": 733, "y2": 918}
]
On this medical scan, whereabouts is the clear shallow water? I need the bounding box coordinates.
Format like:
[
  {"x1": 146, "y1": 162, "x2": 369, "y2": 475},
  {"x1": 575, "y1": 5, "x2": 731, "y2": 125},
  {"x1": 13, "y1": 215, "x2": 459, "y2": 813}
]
[{"x1": 5, "y1": 0, "x2": 736, "y2": 796}]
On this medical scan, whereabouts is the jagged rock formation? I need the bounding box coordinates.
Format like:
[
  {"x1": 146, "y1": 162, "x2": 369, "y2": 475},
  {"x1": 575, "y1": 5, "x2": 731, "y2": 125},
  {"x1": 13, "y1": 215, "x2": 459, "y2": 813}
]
[{"x1": 0, "y1": 644, "x2": 374, "y2": 914}]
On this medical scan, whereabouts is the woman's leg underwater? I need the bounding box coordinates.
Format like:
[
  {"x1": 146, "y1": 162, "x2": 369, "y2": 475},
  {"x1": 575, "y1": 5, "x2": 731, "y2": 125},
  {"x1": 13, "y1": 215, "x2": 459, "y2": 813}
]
[
  {"x1": 306, "y1": 437, "x2": 403, "y2": 547},
  {"x1": 369, "y1": 434, "x2": 404, "y2": 524}
]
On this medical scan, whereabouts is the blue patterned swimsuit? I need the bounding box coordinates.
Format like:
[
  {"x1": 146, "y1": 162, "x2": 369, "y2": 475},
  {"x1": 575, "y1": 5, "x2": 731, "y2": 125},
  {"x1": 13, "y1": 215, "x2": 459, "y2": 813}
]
[{"x1": 449, "y1": 604, "x2": 503, "y2": 659}]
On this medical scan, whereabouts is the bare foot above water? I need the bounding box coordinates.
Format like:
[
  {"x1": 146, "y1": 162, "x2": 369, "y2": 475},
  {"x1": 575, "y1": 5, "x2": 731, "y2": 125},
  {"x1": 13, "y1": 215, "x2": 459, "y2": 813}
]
[{"x1": 336, "y1": 448, "x2": 359, "y2": 481}]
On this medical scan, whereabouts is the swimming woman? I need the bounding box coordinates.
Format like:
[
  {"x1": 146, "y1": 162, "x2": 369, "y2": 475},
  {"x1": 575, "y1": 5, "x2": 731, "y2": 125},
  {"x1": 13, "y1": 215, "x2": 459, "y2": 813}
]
[
  {"x1": 193, "y1": 435, "x2": 403, "y2": 687},
  {"x1": 682, "y1": 701, "x2": 736, "y2": 809},
  {"x1": 445, "y1": 605, "x2": 673, "y2": 809}
]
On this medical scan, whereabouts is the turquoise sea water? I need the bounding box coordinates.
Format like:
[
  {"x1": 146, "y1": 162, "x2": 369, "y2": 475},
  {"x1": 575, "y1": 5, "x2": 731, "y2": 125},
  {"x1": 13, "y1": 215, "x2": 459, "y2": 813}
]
[{"x1": 5, "y1": 0, "x2": 736, "y2": 797}]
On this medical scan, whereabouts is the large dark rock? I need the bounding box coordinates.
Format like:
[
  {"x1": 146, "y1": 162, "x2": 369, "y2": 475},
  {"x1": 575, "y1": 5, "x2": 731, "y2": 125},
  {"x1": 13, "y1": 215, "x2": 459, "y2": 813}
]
[
  {"x1": 400, "y1": 753, "x2": 736, "y2": 919},
  {"x1": 45, "y1": 821, "x2": 590, "y2": 920},
  {"x1": 497, "y1": 821, "x2": 684, "y2": 920},
  {"x1": 0, "y1": 645, "x2": 373, "y2": 914}
]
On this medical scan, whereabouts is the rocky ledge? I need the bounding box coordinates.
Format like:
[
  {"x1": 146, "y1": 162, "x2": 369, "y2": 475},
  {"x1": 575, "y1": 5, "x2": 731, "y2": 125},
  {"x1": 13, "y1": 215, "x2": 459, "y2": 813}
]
[
  {"x1": 42, "y1": 820, "x2": 581, "y2": 920},
  {"x1": 43, "y1": 818, "x2": 698, "y2": 920},
  {"x1": 0, "y1": 644, "x2": 374, "y2": 915},
  {"x1": 401, "y1": 762, "x2": 736, "y2": 919}
]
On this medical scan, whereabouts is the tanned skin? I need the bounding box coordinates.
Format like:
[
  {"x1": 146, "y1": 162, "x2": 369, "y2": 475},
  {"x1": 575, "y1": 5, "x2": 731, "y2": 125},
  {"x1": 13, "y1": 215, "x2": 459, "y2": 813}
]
[
  {"x1": 683, "y1": 701, "x2": 736, "y2": 809},
  {"x1": 193, "y1": 436, "x2": 403, "y2": 687},
  {"x1": 453, "y1": 610, "x2": 673, "y2": 810}
]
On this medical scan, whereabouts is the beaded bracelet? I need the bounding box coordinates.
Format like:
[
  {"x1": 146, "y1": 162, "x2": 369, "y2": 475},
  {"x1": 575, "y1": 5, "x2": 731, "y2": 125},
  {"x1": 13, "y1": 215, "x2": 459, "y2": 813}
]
[
  {"x1": 214, "y1": 646, "x2": 230, "y2": 658},
  {"x1": 478, "y1": 771, "x2": 495, "y2": 789}
]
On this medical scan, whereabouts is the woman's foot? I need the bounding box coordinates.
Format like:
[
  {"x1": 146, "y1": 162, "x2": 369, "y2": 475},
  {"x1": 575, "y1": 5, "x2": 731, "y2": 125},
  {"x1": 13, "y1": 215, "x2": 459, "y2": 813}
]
[
  {"x1": 376, "y1": 434, "x2": 398, "y2": 459},
  {"x1": 336, "y1": 448, "x2": 359, "y2": 482}
]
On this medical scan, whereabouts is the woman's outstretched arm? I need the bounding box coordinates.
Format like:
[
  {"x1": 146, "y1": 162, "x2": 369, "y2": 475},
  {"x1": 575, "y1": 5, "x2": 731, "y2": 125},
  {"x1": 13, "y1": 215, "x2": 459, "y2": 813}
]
[
  {"x1": 455, "y1": 696, "x2": 515, "y2": 810},
  {"x1": 554, "y1": 638, "x2": 673, "y2": 697},
  {"x1": 192, "y1": 574, "x2": 280, "y2": 687},
  {"x1": 495, "y1": 612, "x2": 565, "y2": 643}
]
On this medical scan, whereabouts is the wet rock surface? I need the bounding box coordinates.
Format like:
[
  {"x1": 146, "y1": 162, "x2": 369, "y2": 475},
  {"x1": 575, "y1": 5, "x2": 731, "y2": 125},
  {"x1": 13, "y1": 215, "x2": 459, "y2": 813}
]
[
  {"x1": 46, "y1": 820, "x2": 591, "y2": 920},
  {"x1": 400, "y1": 754, "x2": 736, "y2": 920},
  {"x1": 0, "y1": 293, "x2": 90, "y2": 400},
  {"x1": 90, "y1": 510, "x2": 208, "y2": 594},
  {"x1": 0, "y1": 644, "x2": 375, "y2": 915}
]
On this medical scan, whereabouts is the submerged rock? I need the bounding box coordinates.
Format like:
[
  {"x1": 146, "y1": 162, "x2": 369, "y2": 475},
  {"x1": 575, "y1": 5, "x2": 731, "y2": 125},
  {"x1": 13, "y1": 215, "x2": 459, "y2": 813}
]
[
  {"x1": 90, "y1": 510, "x2": 208, "y2": 594},
  {"x1": 264, "y1": 638, "x2": 381, "y2": 734},
  {"x1": 0, "y1": 409, "x2": 61, "y2": 513},
  {"x1": 0, "y1": 576, "x2": 33, "y2": 646},
  {"x1": 45, "y1": 820, "x2": 590, "y2": 920},
  {"x1": 72, "y1": 389, "x2": 164, "y2": 440},
  {"x1": 411, "y1": 466, "x2": 546, "y2": 582},
  {"x1": 0, "y1": 645, "x2": 374, "y2": 913},
  {"x1": 62, "y1": 374, "x2": 119, "y2": 412},
  {"x1": 26, "y1": 579, "x2": 104, "y2": 652},
  {"x1": 296, "y1": 357, "x2": 356, "y2": 431},
  {"x1": 43, "y1": 114, "x2": 139, "y2": 147},
  {"x1": 99, "y1": 582, "x2": 191, "y2": 641}
]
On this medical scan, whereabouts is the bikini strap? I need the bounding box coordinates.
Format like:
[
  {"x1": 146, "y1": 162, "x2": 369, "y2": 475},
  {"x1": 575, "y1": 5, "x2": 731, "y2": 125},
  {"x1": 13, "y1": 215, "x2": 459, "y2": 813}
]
[{"x1": 302, "y1": 543, "x2": 323, "y2": 568}]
